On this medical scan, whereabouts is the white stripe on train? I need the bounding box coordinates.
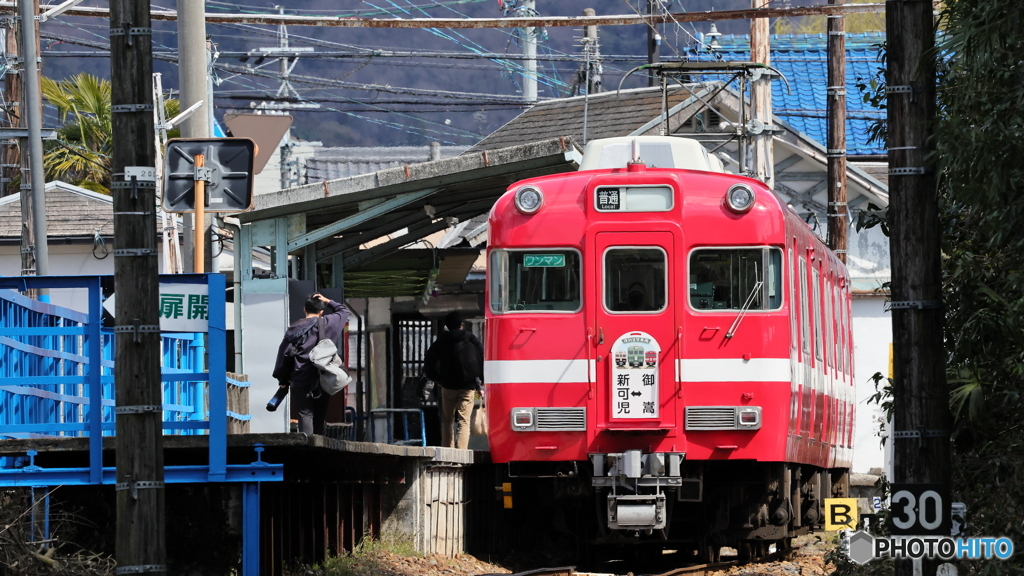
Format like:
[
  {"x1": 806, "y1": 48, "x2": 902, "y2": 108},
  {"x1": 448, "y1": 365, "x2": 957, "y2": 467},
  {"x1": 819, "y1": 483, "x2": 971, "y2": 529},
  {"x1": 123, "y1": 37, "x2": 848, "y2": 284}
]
[{"x1": 484, "y1": 358, "x2": 790, "y2": 384}]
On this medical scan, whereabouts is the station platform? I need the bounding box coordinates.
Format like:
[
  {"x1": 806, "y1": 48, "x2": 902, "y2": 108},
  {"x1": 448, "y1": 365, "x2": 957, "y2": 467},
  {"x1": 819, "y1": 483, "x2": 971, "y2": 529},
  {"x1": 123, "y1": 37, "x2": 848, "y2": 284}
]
[{"x1": 0, "y1": 433, "x2": 493, "y2": 575}]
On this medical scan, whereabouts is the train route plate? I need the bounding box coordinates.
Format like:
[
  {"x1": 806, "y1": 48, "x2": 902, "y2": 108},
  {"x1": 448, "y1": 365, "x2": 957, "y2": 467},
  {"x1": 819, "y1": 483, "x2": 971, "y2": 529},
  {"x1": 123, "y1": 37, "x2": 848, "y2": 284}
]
[{"x1": 610, "y1": 331, "x2": 660, "y2": 419}]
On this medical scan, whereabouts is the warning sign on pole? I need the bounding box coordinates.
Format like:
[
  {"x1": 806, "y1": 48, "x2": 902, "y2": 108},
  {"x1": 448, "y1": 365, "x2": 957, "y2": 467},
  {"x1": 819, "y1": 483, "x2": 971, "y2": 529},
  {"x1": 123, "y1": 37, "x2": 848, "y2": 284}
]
[{"x1": 824, "y1": 498, "x2": 859, "y2": 531}]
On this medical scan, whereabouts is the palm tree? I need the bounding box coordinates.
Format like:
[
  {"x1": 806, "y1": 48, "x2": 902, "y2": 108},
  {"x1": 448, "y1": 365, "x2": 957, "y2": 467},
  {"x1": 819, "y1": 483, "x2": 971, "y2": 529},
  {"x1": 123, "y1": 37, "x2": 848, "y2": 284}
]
[
  {"x1": 41, "y1": 73, "x2": 180, "y2": 194},
  {"x1": 41, "y1": 73, "x2": 112, "y2": 194}
]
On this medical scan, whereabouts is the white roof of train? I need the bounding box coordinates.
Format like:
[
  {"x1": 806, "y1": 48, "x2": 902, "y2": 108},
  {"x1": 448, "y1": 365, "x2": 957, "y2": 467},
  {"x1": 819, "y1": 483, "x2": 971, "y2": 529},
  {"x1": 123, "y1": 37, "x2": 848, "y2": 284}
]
[{"x1": 578, "y1": 136, "x2": 726, "y2": 173}]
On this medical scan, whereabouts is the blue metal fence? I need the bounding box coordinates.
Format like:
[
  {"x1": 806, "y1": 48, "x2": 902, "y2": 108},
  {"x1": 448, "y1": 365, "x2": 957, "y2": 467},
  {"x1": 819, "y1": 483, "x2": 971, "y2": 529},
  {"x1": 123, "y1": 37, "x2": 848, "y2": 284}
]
[
  {"x1": 0, "y1": 274, "x2": 281, "y2": 484},
  {"x1": 0, "y1": 290, "x2": 220, "y2": 438},
  {"x1": 0, "y1": 274, "x2": 280, "y2": 576}
]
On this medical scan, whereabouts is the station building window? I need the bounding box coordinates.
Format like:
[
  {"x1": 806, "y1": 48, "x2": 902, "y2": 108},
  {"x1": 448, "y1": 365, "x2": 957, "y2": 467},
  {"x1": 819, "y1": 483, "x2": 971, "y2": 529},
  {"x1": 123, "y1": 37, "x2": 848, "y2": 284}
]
[
  {"x1": 489, "y1": 249, "x2": 582, "y2": 313},
  {"x1": 688, "y1": 247, "x2": 782, "y2": 311}
]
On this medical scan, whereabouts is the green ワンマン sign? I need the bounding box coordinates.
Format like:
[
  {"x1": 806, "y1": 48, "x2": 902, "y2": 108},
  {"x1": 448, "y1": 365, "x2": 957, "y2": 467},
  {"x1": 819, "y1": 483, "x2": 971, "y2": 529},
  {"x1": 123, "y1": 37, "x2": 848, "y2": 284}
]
[{"x1": 523, "y1": 254, "x2": 565, "y2": 268}]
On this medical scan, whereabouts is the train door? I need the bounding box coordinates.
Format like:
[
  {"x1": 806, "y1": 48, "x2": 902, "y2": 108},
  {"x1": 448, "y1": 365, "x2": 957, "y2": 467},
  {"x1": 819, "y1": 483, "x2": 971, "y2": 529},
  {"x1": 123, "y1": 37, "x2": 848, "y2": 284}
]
[{"x1": 592, "y1": 231, "x2": 679, "y2": 431}]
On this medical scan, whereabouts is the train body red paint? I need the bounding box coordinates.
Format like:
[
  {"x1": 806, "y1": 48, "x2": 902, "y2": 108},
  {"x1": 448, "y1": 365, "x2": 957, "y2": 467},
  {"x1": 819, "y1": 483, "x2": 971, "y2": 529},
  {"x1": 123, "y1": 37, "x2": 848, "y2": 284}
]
[{"x1": 483, "y1": 137, "x2": 854, "y2": 552}]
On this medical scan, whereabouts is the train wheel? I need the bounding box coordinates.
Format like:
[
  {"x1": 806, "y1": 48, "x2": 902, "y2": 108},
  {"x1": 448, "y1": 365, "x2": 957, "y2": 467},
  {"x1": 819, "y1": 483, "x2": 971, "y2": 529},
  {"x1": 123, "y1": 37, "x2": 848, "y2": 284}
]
[
  {"x1": 738, "y1": 541, "x2": 754, "y2": 563},
  {"x1": 779, "y1": 536, "x2": 794, "y2": 559},
  {"x1": 698, "y1": 537, "x2": 720, "y2": 564}
]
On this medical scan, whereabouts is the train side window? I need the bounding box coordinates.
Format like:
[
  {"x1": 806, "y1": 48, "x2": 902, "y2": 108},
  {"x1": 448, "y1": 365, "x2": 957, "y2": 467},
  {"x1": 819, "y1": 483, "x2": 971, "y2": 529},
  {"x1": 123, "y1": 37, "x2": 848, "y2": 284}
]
[
  {"x1": 835, "y1": 284, "x2": 844, "y2": 374},
  {"x1": 825, "y1": 275, "x2": 834, "y2": 370},
  {"x1": 490, "y1": 249, "x2": 582, "y2": 313},
  {"x1": 488, "y1": 250, "x2": 507, "y2": 313},
  {"x1": 788, "y1": 246, "x2": 797, "y2": 350},
  {"x1": 688, "y1": 247, "x2": 782, "y2": 311},
  {"x1": 799, "y1": 258, "x2": 810, "y2": 360},
  {"x1": 812, "y1": 267, "x2": 823, "y2": 363},
  {"x1": 604, "y1": 248, "x2": 667, "y2": 313}
]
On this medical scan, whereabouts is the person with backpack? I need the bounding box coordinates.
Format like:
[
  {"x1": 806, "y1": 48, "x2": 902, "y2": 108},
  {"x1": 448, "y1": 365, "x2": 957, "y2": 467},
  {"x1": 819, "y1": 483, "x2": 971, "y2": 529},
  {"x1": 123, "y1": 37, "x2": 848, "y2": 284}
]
[
  {"x1": 272, "y1": 294, "x2": 350, "y2": 435},
  {"x1": 424, "y1": 311, "x2": 484, "y2": 449}
]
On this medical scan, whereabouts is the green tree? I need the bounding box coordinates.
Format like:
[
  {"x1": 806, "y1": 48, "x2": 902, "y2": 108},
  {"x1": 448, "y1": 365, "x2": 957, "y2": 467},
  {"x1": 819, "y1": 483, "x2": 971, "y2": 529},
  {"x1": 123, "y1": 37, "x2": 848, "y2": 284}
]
[
  {"x1": 935, "y1": 1, "x2": 1024, "y2": 571},
  {"x1": 41, "y1": 73, "x2": 179, "y2": 194}
]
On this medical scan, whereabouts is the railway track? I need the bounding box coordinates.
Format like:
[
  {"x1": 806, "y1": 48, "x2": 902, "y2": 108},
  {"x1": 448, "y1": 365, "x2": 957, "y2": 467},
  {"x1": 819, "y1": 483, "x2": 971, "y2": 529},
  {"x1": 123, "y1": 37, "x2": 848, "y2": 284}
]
[{"x1": 494, "y1": 547, "x2": 795, "y2": 576}]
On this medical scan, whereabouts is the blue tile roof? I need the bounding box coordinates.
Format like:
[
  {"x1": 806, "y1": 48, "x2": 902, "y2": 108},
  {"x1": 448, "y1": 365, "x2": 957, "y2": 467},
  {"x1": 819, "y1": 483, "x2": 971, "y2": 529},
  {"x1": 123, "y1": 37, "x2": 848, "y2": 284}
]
[{"x1": 691, "y1": 33, "x2": 886, "y2": 155}]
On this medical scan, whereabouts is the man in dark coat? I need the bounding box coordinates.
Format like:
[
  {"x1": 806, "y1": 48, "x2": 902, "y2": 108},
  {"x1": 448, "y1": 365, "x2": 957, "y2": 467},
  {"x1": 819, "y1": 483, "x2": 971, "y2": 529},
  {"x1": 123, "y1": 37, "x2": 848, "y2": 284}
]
[
  {"x1": 424, "y1": 311, "x2": 484, "y2": 449},
  {"x1": 272, "y1": 294, "x2": 350, "y2": 435}
]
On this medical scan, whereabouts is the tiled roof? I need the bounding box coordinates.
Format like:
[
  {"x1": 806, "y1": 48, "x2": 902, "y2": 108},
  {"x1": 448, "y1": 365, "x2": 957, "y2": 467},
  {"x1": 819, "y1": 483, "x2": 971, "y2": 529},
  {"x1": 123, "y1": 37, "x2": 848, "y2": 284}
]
[
  {"x1": 305, "y1": 145, "x2": 469, "y2": 182},
  {"x1": 0, "y1": 182, "x2": 113, "y2": 240},
  {"x1": 473, "y1": 86, "x2": 695, "y2": 151},
  {"x1": 702, "y1": 32, "x2": 886, "y2": 155}
]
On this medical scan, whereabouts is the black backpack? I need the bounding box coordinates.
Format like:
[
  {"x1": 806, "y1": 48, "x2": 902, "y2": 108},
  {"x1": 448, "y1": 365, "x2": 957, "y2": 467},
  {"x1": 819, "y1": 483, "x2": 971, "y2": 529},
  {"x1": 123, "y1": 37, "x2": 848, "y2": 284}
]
[{"x1": 451, "y1": 333, "x2": 482, "y2": 385}]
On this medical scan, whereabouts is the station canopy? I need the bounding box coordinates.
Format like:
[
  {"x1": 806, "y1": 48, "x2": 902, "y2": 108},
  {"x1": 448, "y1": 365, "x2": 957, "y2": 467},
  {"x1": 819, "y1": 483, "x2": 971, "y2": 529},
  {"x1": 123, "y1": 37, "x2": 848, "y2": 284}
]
[{"x1": 239, "y1": 137, "x2": 581, "y2": 299}]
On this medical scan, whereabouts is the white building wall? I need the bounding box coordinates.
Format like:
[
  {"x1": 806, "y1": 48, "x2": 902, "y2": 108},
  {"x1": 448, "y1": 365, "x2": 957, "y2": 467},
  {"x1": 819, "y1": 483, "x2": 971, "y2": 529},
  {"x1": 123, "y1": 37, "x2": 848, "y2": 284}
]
[
  {"x1": 851, "y1": 296, "x2": 891, "y2": 474},
  {"x1": 0, "y1": 244, "x2": 113, "y2": 313}
]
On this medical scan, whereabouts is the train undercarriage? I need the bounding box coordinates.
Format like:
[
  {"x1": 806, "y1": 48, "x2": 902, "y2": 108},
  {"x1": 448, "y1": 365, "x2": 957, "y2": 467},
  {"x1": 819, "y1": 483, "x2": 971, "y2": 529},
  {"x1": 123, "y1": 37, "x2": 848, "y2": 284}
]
[{"x1": 499, "y1": 456, "x2": 850, "y2": 564}]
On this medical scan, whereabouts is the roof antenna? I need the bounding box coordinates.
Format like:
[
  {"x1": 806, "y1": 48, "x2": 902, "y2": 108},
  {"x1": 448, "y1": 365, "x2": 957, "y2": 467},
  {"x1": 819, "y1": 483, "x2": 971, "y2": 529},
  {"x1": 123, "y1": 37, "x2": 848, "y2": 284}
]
[{"x1": 628, "y1": 138, "x2": 646, "y2": 172}]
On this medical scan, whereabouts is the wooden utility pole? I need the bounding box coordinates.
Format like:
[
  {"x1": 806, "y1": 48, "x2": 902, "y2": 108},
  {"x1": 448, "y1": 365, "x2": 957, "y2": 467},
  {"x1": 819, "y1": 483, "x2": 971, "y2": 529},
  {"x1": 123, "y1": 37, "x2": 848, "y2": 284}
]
[
  {"x1": 646, "y1": 0, "x2": 659, "y2": 87},
  {"x1": 826, "y1": 0, "x2": 847, "y2": 263},
  {"x1": 887, "y1": 0, "x2": 948, "y2": 573},
  {"x1": 110, "y1": 0, "x2": 165, "y2": 573},
  {"x1": 749, "y1": 0, "x2": 773, "y2": 186}
]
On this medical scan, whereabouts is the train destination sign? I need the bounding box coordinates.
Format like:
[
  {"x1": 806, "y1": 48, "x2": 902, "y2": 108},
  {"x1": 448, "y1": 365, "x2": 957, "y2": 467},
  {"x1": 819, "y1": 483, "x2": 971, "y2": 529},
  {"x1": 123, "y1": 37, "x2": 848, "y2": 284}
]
[
  {"x1": 596, "y1": 187, "x2": 621, "y2": 211},
  {"x1": 523, "y1": 254, "x2": 565, "y2": 267},
  {"x1": 610, "y1": 331, "x2": 660, "y2": 419}
]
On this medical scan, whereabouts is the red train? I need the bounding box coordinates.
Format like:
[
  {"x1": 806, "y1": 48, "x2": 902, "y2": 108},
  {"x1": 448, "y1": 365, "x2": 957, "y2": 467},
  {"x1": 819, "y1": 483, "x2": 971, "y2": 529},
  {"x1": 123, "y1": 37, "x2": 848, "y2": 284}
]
[{"x1": 484, "y1": 136, "x2": 854, "y2": 558}]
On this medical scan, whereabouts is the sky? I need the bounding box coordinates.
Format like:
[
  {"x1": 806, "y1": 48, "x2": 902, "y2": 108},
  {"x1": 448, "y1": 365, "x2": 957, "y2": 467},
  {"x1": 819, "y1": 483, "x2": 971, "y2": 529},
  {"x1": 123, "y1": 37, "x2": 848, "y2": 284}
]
[{"x1": 37, "y1": 0, "x2": 765, "y2": 147}]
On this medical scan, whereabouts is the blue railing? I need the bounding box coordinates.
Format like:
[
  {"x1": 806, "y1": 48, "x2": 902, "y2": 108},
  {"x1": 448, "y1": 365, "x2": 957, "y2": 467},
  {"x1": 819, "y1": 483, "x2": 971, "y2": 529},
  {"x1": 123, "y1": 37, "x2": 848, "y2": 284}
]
[
  {"x1": 1, "y1": 281, "x2": 218, "y2": 439},
  {"x1": 0, "y1": 275, "x2": 279, "y2": 576},
  {"x1": 0, "y1": 274, "x2": 281, "y2": 485}
]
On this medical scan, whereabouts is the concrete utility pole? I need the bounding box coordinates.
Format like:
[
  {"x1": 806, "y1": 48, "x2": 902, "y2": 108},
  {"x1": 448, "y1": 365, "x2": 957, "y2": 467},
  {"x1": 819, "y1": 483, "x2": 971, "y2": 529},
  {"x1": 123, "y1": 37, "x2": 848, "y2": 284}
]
[
  {"x1": 582, "y1": 7, "x2": 602, "y2": 95},
  {"x1": 2, "y1": 16, "x2": 34, "y2": 280},
  {"x1": 18, "y1": 0, "x2": 47, "y2": 276},
  {"x1": 887, "y1": 0, "x2": 948, "y2": 573},
  {"x1": 109, "y1": 0, "x2": 165, "y2": 573},
  {"x1": 646, "y1": 0, "x2": 659, "y2": 87},
  {"x1": 177, "y1": 0, "x2": 211, "y2": 273},
  {"x1": 522, "y1": 0, "x2": 537, "y2": 102},
  {"x1": 277, "y1": 6, "x2": 293, "y2": 191},
  {"x1": 826, "y1": 0, "x2": 847, "y2": 263},
  {"x1": 749, "y1": 0, "x2": 773, "y2": 186}
]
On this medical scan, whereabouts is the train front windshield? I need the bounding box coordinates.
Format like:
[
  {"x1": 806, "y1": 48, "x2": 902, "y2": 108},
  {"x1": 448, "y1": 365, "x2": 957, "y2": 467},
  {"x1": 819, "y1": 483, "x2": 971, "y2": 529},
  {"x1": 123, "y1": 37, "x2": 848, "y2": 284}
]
[
  {"x1": 489, "y1": 249, "x2": 582, "y2": 312},
  {"x1": 688, "y1": 248, "x2": 782, "y2": 311}
]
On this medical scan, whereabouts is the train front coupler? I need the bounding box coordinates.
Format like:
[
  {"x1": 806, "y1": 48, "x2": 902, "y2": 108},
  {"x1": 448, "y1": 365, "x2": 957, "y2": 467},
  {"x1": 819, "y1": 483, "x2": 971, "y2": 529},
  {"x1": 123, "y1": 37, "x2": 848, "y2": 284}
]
[{"x1": 590, "y1": 450, "x2": 687, "y2": 533}]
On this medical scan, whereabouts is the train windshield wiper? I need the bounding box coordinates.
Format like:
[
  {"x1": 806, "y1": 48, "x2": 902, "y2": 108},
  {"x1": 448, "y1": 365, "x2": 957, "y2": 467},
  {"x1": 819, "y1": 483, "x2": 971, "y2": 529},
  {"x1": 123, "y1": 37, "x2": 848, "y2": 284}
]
[{"x1": 726, "y1": 280, "x2": 763, "y2": 339}]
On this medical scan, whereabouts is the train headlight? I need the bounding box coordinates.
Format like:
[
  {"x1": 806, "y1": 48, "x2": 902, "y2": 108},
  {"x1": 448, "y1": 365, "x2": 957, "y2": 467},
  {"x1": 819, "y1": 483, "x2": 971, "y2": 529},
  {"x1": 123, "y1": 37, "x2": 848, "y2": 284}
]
[
  {"x1": 726, "y1": 184, "x2": 756, "y2": 213},
  {"x1": 737, "y1": 407, "x2": 762, "y2": 428},
  {"x1": 511, "y1": 408, "x2": 535, "y2": 431},
  {"x1": 514, "y1": 185, "x2": 544, "y2": 214}
]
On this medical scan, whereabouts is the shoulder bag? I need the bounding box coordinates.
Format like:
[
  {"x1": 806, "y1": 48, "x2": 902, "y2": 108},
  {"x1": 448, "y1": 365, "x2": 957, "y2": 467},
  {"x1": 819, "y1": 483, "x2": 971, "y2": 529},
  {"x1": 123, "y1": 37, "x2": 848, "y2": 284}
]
[{"x1": 308, "y1": 316, "x2": 352, "y2": 396}]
